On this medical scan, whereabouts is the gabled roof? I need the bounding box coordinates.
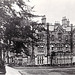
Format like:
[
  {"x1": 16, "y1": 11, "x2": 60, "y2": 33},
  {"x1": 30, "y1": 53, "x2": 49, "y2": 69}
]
[
  {"x1": 49, "y1": 24, "x2": 71, "y2": 32},
  {"x1": 55, "y1": 25, "x2": 64, "y2": 33}
]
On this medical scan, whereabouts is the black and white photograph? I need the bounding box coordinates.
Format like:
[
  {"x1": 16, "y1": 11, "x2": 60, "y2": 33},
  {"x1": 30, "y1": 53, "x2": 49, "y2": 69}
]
[{"x1": 0, "y1": 0, "x2": 75, "y2": 75}]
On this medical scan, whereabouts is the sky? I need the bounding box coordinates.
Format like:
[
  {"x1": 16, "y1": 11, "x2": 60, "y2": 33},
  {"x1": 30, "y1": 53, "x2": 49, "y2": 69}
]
[{"x1": 29, "y1": 0, "x2": 75, "y2": 25}]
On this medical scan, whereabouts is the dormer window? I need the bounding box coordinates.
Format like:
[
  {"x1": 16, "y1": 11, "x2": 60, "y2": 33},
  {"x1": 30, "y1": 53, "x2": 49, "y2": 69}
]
[{"x1": 58, "y1": 33, "x2": 62, "y2": 41}]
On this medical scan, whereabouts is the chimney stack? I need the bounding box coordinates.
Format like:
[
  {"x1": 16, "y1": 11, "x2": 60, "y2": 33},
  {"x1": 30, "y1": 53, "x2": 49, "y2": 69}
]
[{"x1": 41, "y1": 15, "x2": 46, "y2": 24}]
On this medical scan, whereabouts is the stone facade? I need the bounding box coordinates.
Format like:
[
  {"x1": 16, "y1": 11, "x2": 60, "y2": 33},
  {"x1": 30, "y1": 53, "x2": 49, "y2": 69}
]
[{"x1": 35, "y1": 16, "x2": 74, "y2": 65}]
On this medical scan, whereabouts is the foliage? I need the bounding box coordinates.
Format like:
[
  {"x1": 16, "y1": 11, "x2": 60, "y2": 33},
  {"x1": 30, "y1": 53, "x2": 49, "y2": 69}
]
[{"x1": 0, "y1": 0, "x2": 38, "y2": 56}]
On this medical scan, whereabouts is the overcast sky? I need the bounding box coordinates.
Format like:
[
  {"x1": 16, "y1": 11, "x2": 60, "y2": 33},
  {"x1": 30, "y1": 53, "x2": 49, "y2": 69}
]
[{"x1": 29, "y1": 0, "x2": 75, "y2": 25}]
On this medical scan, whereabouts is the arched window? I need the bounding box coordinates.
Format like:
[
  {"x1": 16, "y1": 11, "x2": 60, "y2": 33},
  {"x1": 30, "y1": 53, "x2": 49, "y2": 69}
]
[
  {"x1": 51, "y1": 45, "x2": 54, "y2": 50},
  {"x1": 58, "y1": 33, "x2": 62, "y2": 41},
  {"x1": 51, "y1": 35, "x2": 54, "y2": 41},
  {"x1": 65, "y1": 35, "x2": 68, "y2": 42},
  {"x1": 65, "y1": 44, "x2": 68, "y2": 50}
]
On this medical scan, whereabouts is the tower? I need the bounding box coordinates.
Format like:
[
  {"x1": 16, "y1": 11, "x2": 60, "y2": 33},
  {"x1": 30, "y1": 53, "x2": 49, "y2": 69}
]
[{"x1": 62, "y1": 16, "x2": 70, "y2": 28}]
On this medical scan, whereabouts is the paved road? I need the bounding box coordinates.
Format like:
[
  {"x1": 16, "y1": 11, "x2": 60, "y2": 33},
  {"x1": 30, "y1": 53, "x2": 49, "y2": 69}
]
[
  {"x1": 5, "y1": 66, "x2": 75, "y2": 75},
  {"x1": 16, "y1": 68, "x2": 70, "y2": 75}
]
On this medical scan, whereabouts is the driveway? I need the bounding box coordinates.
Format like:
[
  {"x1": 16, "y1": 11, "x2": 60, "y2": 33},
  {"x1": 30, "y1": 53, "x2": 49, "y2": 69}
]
[{"x1": 5, "y1": 65, "x2": 22, "y2": 75}]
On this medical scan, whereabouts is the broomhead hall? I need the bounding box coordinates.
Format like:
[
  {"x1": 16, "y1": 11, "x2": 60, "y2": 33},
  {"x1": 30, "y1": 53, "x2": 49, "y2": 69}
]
[
  {"x1": 4, "y1": 16, "x2": 75, "y2": 66},
  {"x1": 33, "y1": 16, "x2": 75, "y2": 65}
]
